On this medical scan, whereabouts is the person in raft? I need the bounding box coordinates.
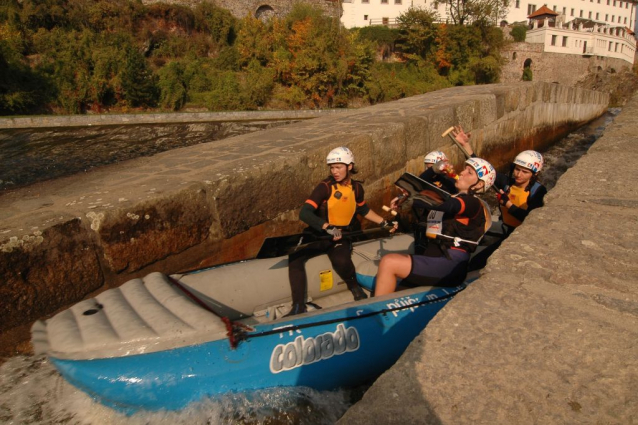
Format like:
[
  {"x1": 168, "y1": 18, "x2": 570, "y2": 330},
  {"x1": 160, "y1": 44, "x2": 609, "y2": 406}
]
[
  {"x1": 390, "y1": 150, "x2": 459, "y2": 255},
  {"x1": 452, "y1": 126, "x2": 547, "y2": 235},
  {"x1": 287, "y1": 146, "x2": 398, "y2": 316},
  {"x1": 390, "y1": 150, "x2": 458, "y2": 210},
  {"x1": 374, "y1": 157, "x2": 495, "y2": 296}
]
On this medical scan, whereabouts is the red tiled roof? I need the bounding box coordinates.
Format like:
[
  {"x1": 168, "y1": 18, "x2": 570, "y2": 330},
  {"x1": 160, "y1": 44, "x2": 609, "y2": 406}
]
[{"x1": 528, "y1": 5, "x2": 559, "y2": 19}]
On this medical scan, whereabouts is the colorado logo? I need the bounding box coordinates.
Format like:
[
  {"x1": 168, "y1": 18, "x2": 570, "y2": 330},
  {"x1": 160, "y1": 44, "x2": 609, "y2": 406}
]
[{"x1": 270, "y1": 324, "x2": 360, "y2": 373}]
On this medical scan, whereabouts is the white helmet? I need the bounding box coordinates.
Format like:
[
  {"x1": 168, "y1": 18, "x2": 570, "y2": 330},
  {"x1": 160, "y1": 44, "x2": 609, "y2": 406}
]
[
  {"x1": 326, "y1": 147, "x2": 354, "y2": 165},
  {"x1": 424, "y1": 150, "x2": 448, "y2": 164},
  {"x1": 514, "y1": 150, "x2": 543, "y2": 173},
  {"x1": 465, "y1": 158, "x2": 496, "y2": 193}
]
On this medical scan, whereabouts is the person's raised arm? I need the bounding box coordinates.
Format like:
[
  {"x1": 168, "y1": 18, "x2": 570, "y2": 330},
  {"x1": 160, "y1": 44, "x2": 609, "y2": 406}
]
[{"x1": 452, "y1": 125, "x2": 474, "y2": 157}]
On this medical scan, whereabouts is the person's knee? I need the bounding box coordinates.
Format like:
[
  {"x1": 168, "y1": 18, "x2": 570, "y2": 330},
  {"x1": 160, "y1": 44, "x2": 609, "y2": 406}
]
[{"x1": 379, "y1": 254, "x2": 401, "y2": 275}]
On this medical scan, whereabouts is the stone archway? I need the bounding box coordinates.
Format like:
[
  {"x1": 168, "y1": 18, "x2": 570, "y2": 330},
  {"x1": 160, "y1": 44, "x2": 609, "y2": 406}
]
[
  {"x1": 255, "y1": 5, "x2": 276, "y2": 22},
  {"x1": 524, "y1": 58, "x2": 532, "y2": 68}
]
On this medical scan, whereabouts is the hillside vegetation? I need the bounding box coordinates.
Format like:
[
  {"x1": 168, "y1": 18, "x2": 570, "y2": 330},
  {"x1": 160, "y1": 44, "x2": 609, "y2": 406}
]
[{"x1": 0, "y1": 0, "x2": 504, "y2": 115}]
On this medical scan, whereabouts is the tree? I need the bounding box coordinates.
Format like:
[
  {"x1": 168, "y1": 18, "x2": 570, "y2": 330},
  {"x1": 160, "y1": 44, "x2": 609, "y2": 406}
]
[
  {"x1": 433, "y1": 0, "x2": 510, "y2": 26},
  {"x1": 395, "y1": 7, "x2": 439, "y2": 60},
  {"x1": 510, "y1": 24, "x2": 527, "y2": 42}
]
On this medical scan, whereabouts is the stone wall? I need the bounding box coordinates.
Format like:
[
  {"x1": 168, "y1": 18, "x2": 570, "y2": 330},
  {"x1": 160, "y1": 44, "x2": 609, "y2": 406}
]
[
  {"x1": 338, "y1": 89, "x2": 638, "y2": 425},
  {"x1": 0, "y1": 82, "x2": 609, "y2": 355},
  {"x1": 501, "y1": 42, "x2": 634, "y2": 85}
]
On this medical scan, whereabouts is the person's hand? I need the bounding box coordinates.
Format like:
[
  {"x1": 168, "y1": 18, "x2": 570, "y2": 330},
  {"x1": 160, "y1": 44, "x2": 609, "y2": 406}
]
[
  {"x1": 380, "y1": 220, "x2": 399, "y2": 233},
  {"x1": 451, "y1": 125, "x2": 474, "y2": 155},
  {"x1": 432, "y1": 160, "x2": 450, "y2": 175},
  {"x1": 496, "y1": 190, "x2": 509, "y2": 207},
  {"x1": 390, "y1": 190, "x2": 408, "y2": 210},
  {"x1": 325, "y1": 225, "x2": 342, "y2": 240}
]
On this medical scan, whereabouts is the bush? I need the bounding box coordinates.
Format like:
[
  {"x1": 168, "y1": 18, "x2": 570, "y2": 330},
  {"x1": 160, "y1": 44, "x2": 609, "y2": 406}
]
[
  {"x1": 157, "y1": 61, "x2": 187, "y2": 110},
  {"x1": 511, "y1": 25, "x2": 527, "y2": 42},
  {"x1": 522, "y1": 66, "x2": 532, "y2": 81}
]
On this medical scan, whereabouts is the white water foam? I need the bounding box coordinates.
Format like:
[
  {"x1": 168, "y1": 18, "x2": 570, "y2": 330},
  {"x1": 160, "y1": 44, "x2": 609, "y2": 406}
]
[{"x1": 0, "y1": 355, "x2": 358, "y2": 424}]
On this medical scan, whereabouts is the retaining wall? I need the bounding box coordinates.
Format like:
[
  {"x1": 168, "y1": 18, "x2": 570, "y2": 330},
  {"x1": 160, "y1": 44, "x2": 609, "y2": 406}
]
[
  {"x1": 339, "y1": 91, "x2": 638, "y2": 424},
  {"x1": 0, "y1": 82, "x2": 608, "y2": 355}
]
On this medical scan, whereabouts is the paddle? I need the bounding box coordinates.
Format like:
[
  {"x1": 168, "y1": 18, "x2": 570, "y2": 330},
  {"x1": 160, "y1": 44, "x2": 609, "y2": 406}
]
[
  {"x1": 442, "y1": 126, "x2": 500, "y2": 194},
  {"x1": 256, "y1": 226, "x2": 395, "y2": 259}
]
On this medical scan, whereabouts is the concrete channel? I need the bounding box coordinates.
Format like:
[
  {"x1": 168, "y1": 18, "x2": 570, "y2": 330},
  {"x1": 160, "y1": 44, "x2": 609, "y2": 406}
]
[
  {"x1": 339, "y1": 92, "x2": 638, "y2": 424},
  {"x1": 0, "y1": 82, "x2": 609, "y2": 362}
]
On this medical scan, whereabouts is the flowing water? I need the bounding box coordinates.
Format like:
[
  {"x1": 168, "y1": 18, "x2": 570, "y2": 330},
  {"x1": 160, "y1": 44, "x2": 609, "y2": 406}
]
[{"x1": 0, "y1": 108, "x2": 620, "y2": 424}]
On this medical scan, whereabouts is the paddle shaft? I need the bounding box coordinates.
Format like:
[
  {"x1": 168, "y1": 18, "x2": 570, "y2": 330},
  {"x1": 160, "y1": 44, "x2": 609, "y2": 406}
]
[
  {"x1": 289, "y1": 226, "x2": 393, "y2": 253},
  {"x1": 442, "y1": 126, "x2": 499, "y2": 194}
]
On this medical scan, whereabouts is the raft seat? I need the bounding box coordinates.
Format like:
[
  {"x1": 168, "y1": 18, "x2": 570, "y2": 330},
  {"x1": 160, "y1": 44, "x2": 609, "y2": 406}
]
[{"x1": 35, "y1": 272, "x2": 229, "y2": 358}]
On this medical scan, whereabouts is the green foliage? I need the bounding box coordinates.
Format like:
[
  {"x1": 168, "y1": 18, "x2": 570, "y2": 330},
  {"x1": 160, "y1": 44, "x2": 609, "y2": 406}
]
[
  {"x1": 0, "y1": 41, "x2": 52, "y2": 114},
  {"x1": 522, "y1": 66, "x2": 533, "y2": 81},
  {"x1": 119, "y1": 44, "x2": 159, "y2": 107},
  {"x1": 0, "y1": 0, "x2": 508, "y2": 115},
  {"x1": 157, "y1": 61, "x2": 187, "y2": 110},
  {"x1": 511, "y1": 25, "x2": 527, "y2": 42},
  {"x1": 193, "y1": 2, "x2": 237, "y2": 45},
  {"x1": 364, "y1": 61, "x2": 450, "y2": 104},
  {"x1": 396, "y1": 7, "x2": 438, "y2": 60}
]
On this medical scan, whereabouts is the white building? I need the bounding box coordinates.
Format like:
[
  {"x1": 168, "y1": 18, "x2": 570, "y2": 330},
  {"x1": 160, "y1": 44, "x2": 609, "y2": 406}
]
[
  {"x1": 525, "y1": 5, "x2": 636, "y2": 63},
  {"x1": 340, "y1": 0, "x2": 637, "y2": 33}
]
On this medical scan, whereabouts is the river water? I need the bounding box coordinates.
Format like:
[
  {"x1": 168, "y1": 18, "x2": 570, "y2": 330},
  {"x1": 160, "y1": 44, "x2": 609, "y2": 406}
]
[{"x1": 0, "y1": 109, "x2": 620, "y2": 424}]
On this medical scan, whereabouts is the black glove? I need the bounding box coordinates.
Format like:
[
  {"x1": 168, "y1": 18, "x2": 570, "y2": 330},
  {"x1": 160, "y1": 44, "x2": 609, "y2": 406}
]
[
  {"x1": 496, "y1": 191, "x2": 509, "y2": 206},
  {"x1": 380, "y1": 220, "x2": 393, "y2": 229},
  {"x1": 325, "y1": 225, "x2": 342, "y2": 238}
]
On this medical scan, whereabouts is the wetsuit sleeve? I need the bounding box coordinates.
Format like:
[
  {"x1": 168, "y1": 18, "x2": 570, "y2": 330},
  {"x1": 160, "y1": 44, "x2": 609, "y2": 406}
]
[
  {"x1": 299, "y1": 183, "x2": 330, "y2": 231},
  {"x1": 493, "y1": 172, "x2": 508, "y2": 192},
  {"x1": 507, "y1": 184, "x2": 547, "y2": 222},
  {"x1": 432, "y1": 195, "x2": 481, "y2": 217},
  {"x1": 354, "y1": 182, "x2": 371, "y2": 217}
]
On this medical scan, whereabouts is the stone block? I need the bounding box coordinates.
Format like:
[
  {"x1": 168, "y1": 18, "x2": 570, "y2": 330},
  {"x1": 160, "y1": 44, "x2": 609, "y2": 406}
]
[
  {"x1": 95, "y1": 186, "x2": 214, "y2": 273},
  {"x1": 0, "y1": 219, "x2": 103, "y2": 332}
]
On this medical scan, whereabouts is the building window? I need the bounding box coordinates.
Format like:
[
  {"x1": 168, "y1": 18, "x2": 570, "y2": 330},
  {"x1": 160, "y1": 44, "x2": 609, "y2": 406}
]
[
  {"x1": 395, "y1": 0, "x2": 402, "y2": 4},
  {"x1": 563, "y1": 7, "x2": 566, "y2": 14},
  {"x1": 579, "y1": 9, "x2": 583, "y2": 16},
  {"x1": 562, "y1": 36, "x2": 568, "y2": 46},
  {"x1": 553, "y1": 5, "x2": 557, "y2": 11},
  {"x1": 615, "y1": 42, "x2": 618, "y2": 51},
  {"x1": 588, "y1": 11, "x2": 592, "y2": 18},
  {"x1": 611, "y1": 15, "x2": 614, "y2": 21},
  {"x1": 551, "y1": 35, "x2": 557, "y2": 45},
  {"x1": 528, "y1": 4, "x2": 537, "y2": 14},
  {"x1": 609, "y1": 41, "x2": 613, "y2": 50},
  {"x1": 364, "y1": 14, "x2": 368, "y2": 19},
  {"x1": 624, "y1": 17, "x2": 627, "y2": 23},
  {"x1": 607, "y1": 0, "x2": 610, "y2": 4},
  {"x1": 605, "y1": 13, "x2": 608, "y2": 20},
  {"x1": 613, "y1": 0, "x2": 616, "y2": 5},
  {"x1": 381, "y1": 0, "x2": 388, "y2": 4},
  {"x1": 571, "y1": 8, "x2": 575, "y2": 15},
  {"x1": 362, "y1": 0, "x2": 369, "y2": 3},
  {"x1": 516, "y1": 0, "x2": 520, "y2": 7}
]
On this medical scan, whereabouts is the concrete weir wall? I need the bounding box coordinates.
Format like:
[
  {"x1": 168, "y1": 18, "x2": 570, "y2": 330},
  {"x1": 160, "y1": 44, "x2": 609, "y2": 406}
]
[
  {"x1": 339, "y1": 94, "x2": 638, "y2": 423},
  {"x1": 0, "y1": 82, "x2": 608, "y2": 353}
]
